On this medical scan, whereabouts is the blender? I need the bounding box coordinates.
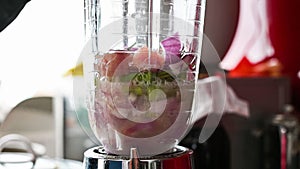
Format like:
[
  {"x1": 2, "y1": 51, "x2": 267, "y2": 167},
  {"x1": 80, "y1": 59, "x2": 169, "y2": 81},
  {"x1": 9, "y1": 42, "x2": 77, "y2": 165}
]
[{"x1": 80, "y1": 0, "x2": 206, "y2": 168}]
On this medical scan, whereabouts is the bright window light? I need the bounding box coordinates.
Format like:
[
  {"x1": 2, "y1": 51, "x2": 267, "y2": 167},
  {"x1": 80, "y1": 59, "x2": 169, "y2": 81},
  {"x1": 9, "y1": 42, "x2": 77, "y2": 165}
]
[{"x1": 0, "y1": 0, "x2": 85, "y2": 114}]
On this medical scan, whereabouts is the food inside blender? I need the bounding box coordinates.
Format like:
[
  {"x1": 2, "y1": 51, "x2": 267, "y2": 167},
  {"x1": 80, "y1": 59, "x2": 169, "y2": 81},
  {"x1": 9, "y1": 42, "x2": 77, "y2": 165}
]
[{"x1": 89, "y1": 34, "x2": 198, "y2": 156}]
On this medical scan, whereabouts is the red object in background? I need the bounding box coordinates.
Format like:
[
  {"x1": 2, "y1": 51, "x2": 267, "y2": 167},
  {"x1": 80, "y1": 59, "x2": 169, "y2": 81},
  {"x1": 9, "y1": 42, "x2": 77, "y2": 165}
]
[
  {"x1": 281, "y1": 131, "x2": 287, "y2": 169},
  {"x1": 229, "y1": 57, "x2": 264, "y2": 77},
  {"x1": 267, "y1": 0, "x2": 300, "y2": 111},
  {"x1": 228, "y1": 57, "x2": 282, "y2": 77}
]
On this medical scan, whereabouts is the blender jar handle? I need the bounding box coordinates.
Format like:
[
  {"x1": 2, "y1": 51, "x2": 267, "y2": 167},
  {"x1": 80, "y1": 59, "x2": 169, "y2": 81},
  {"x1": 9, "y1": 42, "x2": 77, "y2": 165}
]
[{"x1": 197, "y1": 76, "x2": 227, "y2": 143}]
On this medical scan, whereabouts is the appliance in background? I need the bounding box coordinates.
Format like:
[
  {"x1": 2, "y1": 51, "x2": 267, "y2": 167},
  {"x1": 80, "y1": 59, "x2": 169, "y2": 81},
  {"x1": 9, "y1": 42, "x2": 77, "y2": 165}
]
[
  {"x1": 263, "y1": 113, "x2": 300, "y2": 169},
  {"x1": 0, "y1": 96, "x2": 64, "y2": 158},
  {"x1": 180, "y1": 77, "x2": 294, "y2": 169},
  {"x1": 222, "y1": 77, "x2": 293, "y2": 169}
]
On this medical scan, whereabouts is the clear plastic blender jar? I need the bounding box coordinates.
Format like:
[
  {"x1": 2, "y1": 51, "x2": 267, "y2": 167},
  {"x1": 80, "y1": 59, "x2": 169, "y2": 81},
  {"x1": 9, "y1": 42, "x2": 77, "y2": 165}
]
[{"x1": 81, "y1": 0, "x2": 206, "y2": 157}]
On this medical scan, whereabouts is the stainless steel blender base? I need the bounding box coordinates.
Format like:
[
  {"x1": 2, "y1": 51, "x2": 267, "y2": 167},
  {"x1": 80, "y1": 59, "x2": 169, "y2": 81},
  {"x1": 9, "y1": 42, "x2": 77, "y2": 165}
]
[{"x1": 83, "y1": 146, "x2": 194, "y2": 169}]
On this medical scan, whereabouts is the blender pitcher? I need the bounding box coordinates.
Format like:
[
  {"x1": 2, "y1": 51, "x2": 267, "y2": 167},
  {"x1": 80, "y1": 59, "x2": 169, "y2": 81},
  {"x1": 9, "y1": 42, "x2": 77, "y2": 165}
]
[{"x1": 82, "y1": 0, "x2": 206, "y2": 159}]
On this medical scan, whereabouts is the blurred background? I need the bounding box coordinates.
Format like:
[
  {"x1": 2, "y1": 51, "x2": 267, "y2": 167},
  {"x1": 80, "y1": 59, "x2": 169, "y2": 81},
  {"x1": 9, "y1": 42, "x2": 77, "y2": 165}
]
[{"x1": 0, "y1": 0, "x2": 299, "y2": 168}]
